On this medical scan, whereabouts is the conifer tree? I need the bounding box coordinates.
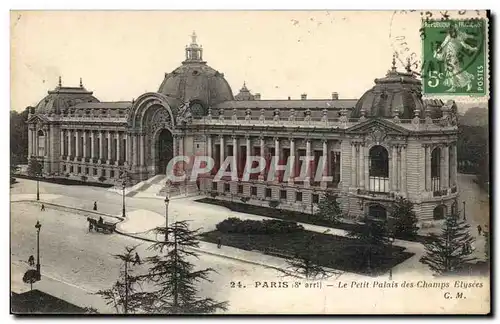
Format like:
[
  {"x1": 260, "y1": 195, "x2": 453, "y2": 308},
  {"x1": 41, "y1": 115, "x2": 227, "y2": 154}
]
[
  {"x1": 315, "y1": 190, "x2": 342, "y2": 223},
  {"x1": 419, "y1": 210, "x2": 476, "y2": 275},
  {"x1": 390, "y1": 197, "x2": 419, "y2": 240},
  {"x1": 140, "y1": 221, "x2": 228, "y2": 314}
]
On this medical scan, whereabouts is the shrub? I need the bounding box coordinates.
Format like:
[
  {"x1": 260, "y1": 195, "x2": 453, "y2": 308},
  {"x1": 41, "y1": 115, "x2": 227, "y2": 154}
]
[
  {"x1": 210, "y1": 191, "x2": 219, "y2": 198},
  {"x1": 98, "y1": 176, "x2": 106, "y2": 182},
  {"x1": 216, "y1": 217, "x2": 304, "y2": 234},
  {"x1": 240, "y1": 197, "x2": 250, "y2": 203},
  {"x1": 269, "y1": 200, "x2": 280, "y2": 208},
  {"x1": 81, "y1": 175, "x2": 88, "y2": 182},
  {"x1": 65, "y1": 173, "x2": 70, "y2": 178}
]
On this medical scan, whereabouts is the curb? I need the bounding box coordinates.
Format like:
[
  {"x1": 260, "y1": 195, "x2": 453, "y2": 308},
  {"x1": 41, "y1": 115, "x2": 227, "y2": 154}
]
[
  {"x1": 14, "y1": 199, "x2": 124, "y2": 221},
  {"x1": 114, "y1": 228, "x2": 285, "y2": 271}
]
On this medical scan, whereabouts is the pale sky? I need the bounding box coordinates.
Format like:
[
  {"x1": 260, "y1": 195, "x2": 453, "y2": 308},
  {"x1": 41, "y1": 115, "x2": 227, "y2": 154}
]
[{"x1": 10, "y1": 10, "x2": 487, "y2": 111}]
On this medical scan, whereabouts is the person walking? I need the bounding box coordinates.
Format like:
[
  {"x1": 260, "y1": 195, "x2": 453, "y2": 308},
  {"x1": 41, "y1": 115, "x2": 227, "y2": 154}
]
[
  {"x1": 28, "y1": 255, "x2": 35, "y2": 267},
  {"x1": 88, "y1": 221, "x2": 93, "y2": 232},
  {"x1": 98, "y1": 217, "x2": 103, "y2": 225},
  {"x1": 93, "y1": 201, "x2": 97, "y2": 211},
  {"x1": 477, "y1": 225, "x2": 482, "y2": 236},
  {"x1": 40, "y1": 204, "x2": 45, "y2": 211},
  {"x1": 217, "y1": 236, "x2": 222, "y2": 249}
]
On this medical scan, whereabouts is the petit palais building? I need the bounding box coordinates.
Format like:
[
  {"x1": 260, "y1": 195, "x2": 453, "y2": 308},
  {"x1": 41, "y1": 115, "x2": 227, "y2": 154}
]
[{"x1": 26, "y1": 33, "x2": 460, "y2": 223}]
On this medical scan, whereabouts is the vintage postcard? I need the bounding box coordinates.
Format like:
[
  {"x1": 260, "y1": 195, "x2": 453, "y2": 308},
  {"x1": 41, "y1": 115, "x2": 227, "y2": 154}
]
[{"x1": 10, "y1": 10, "x2": 490, "y2": 315}]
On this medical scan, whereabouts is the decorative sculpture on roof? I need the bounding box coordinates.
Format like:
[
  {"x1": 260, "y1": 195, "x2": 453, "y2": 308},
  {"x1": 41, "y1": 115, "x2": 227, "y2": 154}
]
[{"x1": 176, "y1": 100, "x2": 193, "y2": 125}]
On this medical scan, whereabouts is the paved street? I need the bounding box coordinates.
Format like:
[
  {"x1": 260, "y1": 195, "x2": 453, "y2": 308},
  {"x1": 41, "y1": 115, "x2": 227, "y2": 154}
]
[{"x1": 10, "y1": 174, "x2": 490, "y2": 314}]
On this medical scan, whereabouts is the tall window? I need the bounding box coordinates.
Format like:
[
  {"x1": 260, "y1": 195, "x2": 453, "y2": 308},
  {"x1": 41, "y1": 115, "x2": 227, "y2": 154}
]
[
  {"x1": 37, "y1": 130, "x2": 45, "y2": 157},
  {"x1": 433, "y1": 204, "x2": 446, "y2": 220},
  {"x1": 431, "y1": 148, "x2": 441, "y2": 191},
  {"x1": 369, "y1": 145, "x2": 389, "y2": 192}
]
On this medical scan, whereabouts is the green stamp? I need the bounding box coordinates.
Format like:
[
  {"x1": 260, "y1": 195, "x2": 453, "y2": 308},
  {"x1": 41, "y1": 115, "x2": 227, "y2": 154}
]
[{"x1": 422, "y1": 19, "x2": 486, "y2": 95}]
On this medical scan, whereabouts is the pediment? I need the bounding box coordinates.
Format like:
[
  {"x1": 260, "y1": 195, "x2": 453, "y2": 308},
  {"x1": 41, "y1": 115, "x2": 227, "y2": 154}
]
[
  {"x1": 345, "y1": 118, "x2": 410, "y2": 136},
  {"x1": 26, "y1": 114, "x2": 49, "y2": 124}
]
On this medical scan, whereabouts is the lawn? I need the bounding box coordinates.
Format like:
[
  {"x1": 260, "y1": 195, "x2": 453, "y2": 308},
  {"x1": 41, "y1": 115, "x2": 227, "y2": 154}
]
[
  {"x1": 196, "y1": 198, "x2": 432, "y2": 244},
  {"x1": 200, "y1": 230, "x2": 414, "y2": 276}
]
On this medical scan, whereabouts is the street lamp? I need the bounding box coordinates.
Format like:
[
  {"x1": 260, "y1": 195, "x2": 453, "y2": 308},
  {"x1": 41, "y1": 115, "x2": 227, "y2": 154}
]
[
  {"x1": 463, "y1": 201, "x2": 466, "y2": 221},
  {"x1": 388, "y1": 235, "x2": 395, "y2": 280},
  {"x1": 35, "y1": 220, "x2": 42, "y2": 280},
  {"x1": 164, "y1": 196, "x2": 170, "y2": 242},
  {"x1": 122, "y1": 180, "x2": 126, "y2": 218}
]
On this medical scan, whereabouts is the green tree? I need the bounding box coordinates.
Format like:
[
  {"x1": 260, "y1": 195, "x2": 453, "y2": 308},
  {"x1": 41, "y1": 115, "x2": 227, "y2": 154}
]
[
  {"x1": 96, "y1": 246, "x2": 145, "y2": 314},
  {"x1": 315, "y1": 190, "x2": 342, "y2": 224},
  {"x1": 139, "y1": 221, "x2": 228, "y2": 314},
  {"x1": 10, "y1": 109, "x2": 29, "y2": 164},
  {"x1": 22, "y1": 269, "x2": 39, "y2": 291},
  {"x1": 27, "y1": 156, "x2": 43, "y2": 177},
  {"x1": 347, "y1": 218, "x2": 389, "y2": 272},
  {"x1": 280, "y1": 230, "x2": 339, "y2": 280},
  {"x1": 419, "y1": 210, "x2": 476, "y2": 275},
  {"x1": 390, "y1": 197, "x2": 419, "y2": 240}
]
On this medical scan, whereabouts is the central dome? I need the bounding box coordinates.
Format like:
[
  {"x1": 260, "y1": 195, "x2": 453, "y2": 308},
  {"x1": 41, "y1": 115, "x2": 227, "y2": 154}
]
[
  {"x1": 351, "y1": 58, "x2": 424, "y2": 119},
  {"x1": 157, "y1": 32, "x2": 234, "y2": 106}
]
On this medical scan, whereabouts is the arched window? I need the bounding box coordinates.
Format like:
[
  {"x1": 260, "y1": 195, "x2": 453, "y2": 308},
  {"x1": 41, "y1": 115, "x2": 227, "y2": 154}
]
[
  {"x1": 433, "y1": 204, "x2": 447, "y2": 220},
  {"x1": 368, "y1": 204, "x2": 387, "y2": 220},
  {"x1": 369, "y1": 145, "x2": 389, "y2": 192},
  {"x1": 431, "y1": 147, "x2": 441, "y2": 191},
  {"x1": 37, "y1": 130, "x2": 45, "y2": 157}
]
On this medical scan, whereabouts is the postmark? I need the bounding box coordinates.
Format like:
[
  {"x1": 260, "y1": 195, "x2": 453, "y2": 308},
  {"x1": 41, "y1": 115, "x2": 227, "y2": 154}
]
[{"x1": 422, "y1": 19, "x2": 486, "y2": 95}]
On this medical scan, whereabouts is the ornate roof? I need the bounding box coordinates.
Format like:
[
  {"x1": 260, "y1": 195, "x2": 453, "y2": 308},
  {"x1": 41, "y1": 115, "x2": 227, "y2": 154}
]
[
  {"x1": 350, "y1": 56, "x2": 425, "y2": 119},
  {"x1": 157, "y1": 32, "x2": 234, "y2": 107},
  {"x1": 235, "y1": 82, "x2": 255, "y2": 101},
  {"x1": 34, "y1": 77, "x2": 99, "y2": 115}
]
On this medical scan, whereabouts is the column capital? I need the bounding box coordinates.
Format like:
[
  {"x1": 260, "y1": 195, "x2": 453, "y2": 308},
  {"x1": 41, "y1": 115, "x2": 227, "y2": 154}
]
[
  {"x1": 231, "y1": 135, "x2": 237, "y2": 140},
  {"x1": 259, "y1": 135, "x2": 265, "y2": 141},
  {"x1": 289, "y1": 137, "x2": 295, "y2": 143},
  {"x1": 273, "y1": 136, "x2": 279, "y2": 142},
  {"x1": 244, "y1": 134, "x2": 250, "y2": 140}
]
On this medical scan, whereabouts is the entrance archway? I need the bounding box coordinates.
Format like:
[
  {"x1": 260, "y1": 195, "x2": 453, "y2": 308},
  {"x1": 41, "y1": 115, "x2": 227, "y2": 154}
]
[{"x1": 155, "y1": 129, "x2": 174, "y2": 175}]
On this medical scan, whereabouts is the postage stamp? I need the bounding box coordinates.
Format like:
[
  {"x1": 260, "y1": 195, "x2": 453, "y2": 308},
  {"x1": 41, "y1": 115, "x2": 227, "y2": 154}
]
[{"x1": 422, "y1": 19, "x2": 487, "y2": 95}]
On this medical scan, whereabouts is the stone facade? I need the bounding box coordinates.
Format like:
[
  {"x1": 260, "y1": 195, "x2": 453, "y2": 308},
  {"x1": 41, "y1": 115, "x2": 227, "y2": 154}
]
[{"x1": 26, "y1": 33, "x2": 459, "y2": 223}]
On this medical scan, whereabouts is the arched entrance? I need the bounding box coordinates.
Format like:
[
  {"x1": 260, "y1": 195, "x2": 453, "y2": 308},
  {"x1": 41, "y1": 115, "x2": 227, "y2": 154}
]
[{"x1": 155, "y1": 129, "x2": 174, "y2": 175}]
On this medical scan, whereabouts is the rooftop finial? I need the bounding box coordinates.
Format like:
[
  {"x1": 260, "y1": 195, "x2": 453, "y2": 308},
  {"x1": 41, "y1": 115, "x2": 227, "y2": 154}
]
[
  {"x1": 191, "y1": 31, "x2": 197, "y2": 44},
  {"x1": 391, "y1": 52, "x2": 397, "y2": 72},
  {"x1": 406, "y1": 57, "x2": 412, "y2": 73},
  {"x1": 79, "y1": 77, "x2": 83, "y2": 88},
  {"x1": 58, "y1": 76, "x2": 62, "y2": 87}
]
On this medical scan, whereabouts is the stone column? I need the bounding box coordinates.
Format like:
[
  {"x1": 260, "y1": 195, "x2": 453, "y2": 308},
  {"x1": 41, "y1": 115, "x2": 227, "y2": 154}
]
[
  {"x1": 401, "y1": 144, "x2": 407, "y2": 194},
  {"x1": 116, "y1": 132, "x2": 121, "y2": 166},
  {"x1": 90, "y1": 131, "x2": 95, "y2": 160},
  {"x1": 74, "y1": 130, "x2": 80, "y2": 162},
  {"x1": 59, "y1": 129, "x2": 64, "y2": 158},
  {"x1": 132, "y1": 134, "x2": 137, "y2": 167},
  {"x1": 27, "y1": 128, "x2": 32, "y2": 157},
  {"x1": 245, "y1": 135, "x2": 250, "y2": 175},
  {"x1": 321, "y1": 139, "x2": 328, "y2": 189},
  {"x1": 351, "y1": 142, "x2": 357, "y2": 188},
  {"x1": 140, "y1": 133, "x2": 145, "y2": 167},
  {"x1": 34, "y1": 127, "x2": 39, "y2": 157},
  {"x1": 125, "y1": 133, "x2": 130, "y2": 165},
  {"x1": 99, "y1": 131, "x2": 104, "y2": 164},
  {"x1": 289, "y1": 137, "x2": 295, "y2": 184},
  {"x1": 392, "y1": 145, "x2": 398, "y2": 191},
  {"x1": 107, "y1": 131, "x2": 112, "y2": 164},
  {"x1": 219, "y1": 135, "x2": 225, "y2": 169},
  {"x1": 207, "y1": 135, "x2": 213, "y2": 160},
  {"x1": 274, "y1": 136, "x2": 280, "y2": 182},
  {"x1": 364, "y1": 145, "x2": 369, "y2": 190},
  {"x1": 305, "y1": 139, "x2": 311, "y2": 187},
  {"x1": 359, "y1": 143, "x2": 364, "y2": 188},
  {"x1": 82, "y1": 131, "x2": 87, "y2": 160},
  {"x1": 425, "y1": 145, "x2": 431, "y2": 192},
  {"x1": 451, "y1": 143, "x2": 457, "y2": 187},
  {"x1": 259, "y1": 136, "x2": 265, "y2": 181},
  {"x1": 232, "y1": 135, "x2": 238, "y2": 176},
  {"x1": 443, "y1": 144, "x2": 450, "y2": 189},
  {"x1": 67, "y1": 130, "x2": 72, "y2": 161}
]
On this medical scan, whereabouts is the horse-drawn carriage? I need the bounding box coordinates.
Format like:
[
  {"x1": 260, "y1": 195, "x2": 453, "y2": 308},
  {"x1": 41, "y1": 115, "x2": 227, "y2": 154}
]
[{"x1": 87, "y1": 217, "x2": 116, "y2": 234}]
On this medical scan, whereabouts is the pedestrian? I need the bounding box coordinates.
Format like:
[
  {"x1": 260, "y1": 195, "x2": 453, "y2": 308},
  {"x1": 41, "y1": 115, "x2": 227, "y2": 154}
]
[
  {"x1": 28, "y1": 255, "x2": 35, "y2": 267},
  {"x1": 93, "y1": 201, "x2": 97, "y2": 211},
  {"x1": 217, "y1": 236, "x2": 222, "y2": 249},
  {"x1": 40, "y1": 204, "x2": 45, "y2": 211},
  {"x1": 477, "y1": 225, "x2": 482, "y2": 236},
  {"x1": 98, "y1": 216, "x2": 103, "y2": 225},
  {"x1": 89, "y1": 221, "x2": 93, "y2": 232},
  {"x1": 133, "y1": 252, "x2": 141, "y2": 265}
]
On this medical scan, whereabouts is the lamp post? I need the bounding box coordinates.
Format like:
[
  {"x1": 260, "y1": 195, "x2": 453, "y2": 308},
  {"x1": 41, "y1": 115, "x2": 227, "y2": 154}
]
[
  {"x1": 122, "y1": 180, "x2": 126, "y2": 218},
  {"x1": 164, "y1": 196, "x2": 170, "y2": 242},
  {"x1": 463, "y1": 201, "x2": 466, "y2": 221},
  {"x1": 35, "y1": 220, "x2": 42, "y2": 280},
  {"x1": 388, "y1": 235, "x2": 395, "y2": 280},
  {"x1": 36, "y1": 178, "x2": 40, "y2": 201}
]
